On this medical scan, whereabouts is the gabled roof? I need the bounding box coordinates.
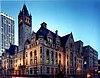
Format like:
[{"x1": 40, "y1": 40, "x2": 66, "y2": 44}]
[{"x1": 60, "y1": 34, "x2": 70, "y2": 47}]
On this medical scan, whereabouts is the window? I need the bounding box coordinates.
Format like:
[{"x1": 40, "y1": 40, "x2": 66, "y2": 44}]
[
  {"x1": 51, "y1": 68, "x2": 54, "y2": 74},
  {"x1": 67, "y1": 69, "x2": 69, "y2": 74},
  {"x1": 67, "y1": 61, "x2": 69, "y2": 66},
  {"x1": 34, "y1": 67, "x2": 37, "y2": 74},
  {"x1": 59, "y1": 53, "x2": 61, "y2": 59},
  {"x1": 47, "y1": 67, "x2": 50, "y2": 74},
  {"x1": 51, "y1": 51, "x2": 54, "y2": 57},
  {"x1": 30, "y1": 68, "x2": 33, "y2": 74},
  {"x1": 51, "y1": 59, "x2": 54, "y2": 64},
  {"x1": 40, "y1": 47, "x2": 42, "y2": 53},
  {"x1": 11, "y1": 60, "x2": 12, "y2": 64},
  {"x1": 30, "y1": 59, "x2": 33, "y2": 65},
  {"x1": 55, "y1": 68, "x2": 58, "y2": 73},
  {"x1": 67, "y1": 54, "x2": 68, "y2": 59},
  {"x1": 46, "y1": 49, "x2": 49, "y2": 56},
  {"x1": 46, "y1": 49, "x2": 49, "y2": 64},
  {"x1": 34, "y1": 50, "x2": 37, "y2": 56},
  {"x1": 26, "y1": 52, "x2": 27, "y2": 57},
  {"x1": 48, "y1": 37, "x2": 52, "y2": 43},
  {"x1": 40, "y1": 56, "x2": 42, "y2": 63},
  {"x1": 26, "y1": 60, "x2": 28, "y2": 65},
  {"x1": 59, "y1": 60, "x2": 61, "y2": 64},
  {"x1": 40, "y1": 66, "x2": 42, "y2": 74},
  {"x1": 30, "y1": 51, "x2": 32, "y2": 57},
  {"x1": 55, "y1": 52, "x2": 57, "y2": 58}
]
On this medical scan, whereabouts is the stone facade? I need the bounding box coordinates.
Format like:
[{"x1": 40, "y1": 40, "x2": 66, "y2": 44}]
[{"x1": 1, "y1": 4, "x2": 98, "y2": 78}]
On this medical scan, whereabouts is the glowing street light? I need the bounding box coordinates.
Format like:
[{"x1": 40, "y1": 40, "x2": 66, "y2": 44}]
[{"x1": 87, "y1": 73, "x2": 91, "y2": 78}]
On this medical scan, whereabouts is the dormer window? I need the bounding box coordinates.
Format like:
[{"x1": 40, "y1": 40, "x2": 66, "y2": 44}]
[
  {"x1": 56, "y1": 36, "x2": 60, "y2": 46},
  {"x1": 47, "y1": 31, "x2": 53, "y2": 44},
  {"x1": 48, "y1": 37, "x2": 52, "y2": 43}
]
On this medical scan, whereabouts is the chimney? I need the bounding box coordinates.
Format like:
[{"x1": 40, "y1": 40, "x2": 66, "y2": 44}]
[{"x1": 55, "y1": 30, "x2": 58, "y2": 35}]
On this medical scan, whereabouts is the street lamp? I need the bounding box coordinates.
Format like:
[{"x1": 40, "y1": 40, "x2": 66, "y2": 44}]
[{"x1": 87, "y1": 73, "x2": 91, "y2": 78}]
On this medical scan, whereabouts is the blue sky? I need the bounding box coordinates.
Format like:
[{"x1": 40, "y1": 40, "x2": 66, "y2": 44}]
[{"x1": 1, "y1": 0, "x2": 100, "y2": 58}]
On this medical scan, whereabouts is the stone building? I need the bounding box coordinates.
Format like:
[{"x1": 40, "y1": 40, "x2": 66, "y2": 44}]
[
  {"x1": 1, "y1": 4, "x2": 98, "y2": 78},
  {"x1": 13, "y1": 4, "x2": 77, "y2": 77},
  {"x1": 2, "y1": 45, "x2": 18, "y2": 75},
  {"x1": 74, "y1": 40, "x2": 83, "y2": 78}
]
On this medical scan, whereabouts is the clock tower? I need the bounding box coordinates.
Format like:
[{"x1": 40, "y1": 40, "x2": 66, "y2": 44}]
[{"x1": 18, "y1": 4, "x2": 32, "y2": 51}]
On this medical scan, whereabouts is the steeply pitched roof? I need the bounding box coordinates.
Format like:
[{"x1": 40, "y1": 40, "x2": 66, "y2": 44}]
[
  {"x1": 60, "y1": 34, "x2": 70, "y2": 47},
  {"x1": 18, "y1": 4, "x2": 29, "y2": 16},
  {"x1": 36, "y1": 23, "x2": 71, "y2": 47},
  {"x1": 22, "y1": 4, "x2": 29, "y2": 15}
]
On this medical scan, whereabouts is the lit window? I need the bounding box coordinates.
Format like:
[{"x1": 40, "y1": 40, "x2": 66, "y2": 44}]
[
  {"x1": 30, "y1": 59, "x2": 33, "y2": 65},
  {"x1": 40, "y1": 56, "x2": 42, "y2": 63},
  {"x1": 48, "y1": 37, "x2": 52, "y2": 43},
  {"x1": 46, "y1": 58, "x2": 49, "y2": 64},
  {"x1": 26, "y1": 52, "x2": 27, "y2": 57},
  {"x1": 59, "y1": 53, "x2": 61, "y2": 59},
  {"x1": 46, "y1": 49, "x2": 49, "y2": 64},
  {"x1": 26, "y1": 60, "x2": 28, "y2": 65}
]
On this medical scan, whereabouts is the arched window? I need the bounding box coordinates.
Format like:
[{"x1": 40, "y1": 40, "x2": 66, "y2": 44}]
[
  {"x1": 46, "y1": 49, "x2": 49, "y2": 56},
  {"x1": 51, "y1": 51, "x2": 54, "y2": 64},
  {"x1": 34, "y1": 50, "x2": 37, "y2": 64},
  {"x1": 34, "y1": 50, "x2": 37, "y2": 56},
  {"x1": 59, "y1": 53, "x2": 61, "y2": 59},
  {"x1": 30, "y1": 51, "x2": 32, "y2": 57},
  {"x1": 46, "y1": 49, "x2": 49, "y2": 64},
  {"x1": 40, "y1": 47, "x2": 42, "y2": 53}
]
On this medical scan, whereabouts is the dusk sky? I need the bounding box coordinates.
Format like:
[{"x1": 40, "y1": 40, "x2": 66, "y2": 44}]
[{"x1": 1, "y1": 0, "x2": 100, "y2": 58}]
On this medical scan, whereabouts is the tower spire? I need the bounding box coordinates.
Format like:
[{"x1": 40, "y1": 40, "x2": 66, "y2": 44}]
[{"x1": 22, "y1": 4, "x2": 29, "y2": 15}]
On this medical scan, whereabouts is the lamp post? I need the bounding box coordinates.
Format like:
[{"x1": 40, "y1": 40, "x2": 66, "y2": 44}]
[{"x1": 84, "y1": 61, "x2": 87, "y2": 78}]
